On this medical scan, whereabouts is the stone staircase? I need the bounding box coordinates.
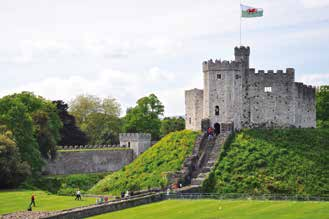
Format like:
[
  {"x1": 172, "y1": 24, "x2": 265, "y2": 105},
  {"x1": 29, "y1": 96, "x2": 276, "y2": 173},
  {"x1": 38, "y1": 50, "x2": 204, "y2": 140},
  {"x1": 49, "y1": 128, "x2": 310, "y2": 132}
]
[
  {"x1": 190, "y1": 133, "x2": 229, "y2": 186},
  {"x1": 165, "y1": 126, "x2": 232, "y2": 192}
]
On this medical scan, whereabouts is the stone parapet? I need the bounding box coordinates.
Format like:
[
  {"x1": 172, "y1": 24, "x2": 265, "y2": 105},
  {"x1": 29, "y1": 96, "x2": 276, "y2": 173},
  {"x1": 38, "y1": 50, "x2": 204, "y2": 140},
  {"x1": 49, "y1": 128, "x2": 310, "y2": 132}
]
[
  {"x1": 202, "y1": 59, "x2": 241, "y2": 72},
  {"x1": 41, "y1": 193, "x2": 165, "y2": 219},
  {"x1": 119, "y1": 133, "x2": 151, "y2": 142},
  {"x1": 58, "y1": 145, "x2": 122, "y2": 150}
]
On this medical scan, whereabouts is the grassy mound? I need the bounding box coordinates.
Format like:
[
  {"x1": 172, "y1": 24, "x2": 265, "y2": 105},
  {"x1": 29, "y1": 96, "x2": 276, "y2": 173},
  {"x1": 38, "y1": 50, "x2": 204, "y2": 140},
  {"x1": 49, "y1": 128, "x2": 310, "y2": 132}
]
[
  {"x1": 203, "y1": 129, "x2": 329, "y2": 196},
  {"x1": 90, "y1": 130, "x2": 199, "y2": 195}
]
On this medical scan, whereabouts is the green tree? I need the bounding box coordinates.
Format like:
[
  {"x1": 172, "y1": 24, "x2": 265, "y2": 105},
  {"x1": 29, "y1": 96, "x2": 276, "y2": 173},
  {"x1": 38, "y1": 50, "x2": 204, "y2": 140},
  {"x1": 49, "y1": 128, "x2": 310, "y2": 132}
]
[
  {"x1": 53, "y1": 100, "x2": 88, "y2": 146},
  {"x1": 160, "y1": 117, "x2": 185, "y2": 137},
  {"x1": 33, "y1": 109, "x2": 61, "y2": 159},
  {"x1": 316, "y1": 85, "x2": 329, "y2": 128},
  {"x1": 0, "y1": 125, "x2": 31, "y2": 188},
  {"x1": 82, "y1": 113, "x2": 122, "y2": 145},
  {"x1": 69, "y1": 94, "x2": 121, "y2": 126},
  {"x1": 0, "y1": 92, "x2": 62, "y2": 170},
  {"x1": 124, "y1": 94, "x2": 164, "y2": 140},
  {"x1": 69, "y1": 94, "x2": 122, "y2": 144}
]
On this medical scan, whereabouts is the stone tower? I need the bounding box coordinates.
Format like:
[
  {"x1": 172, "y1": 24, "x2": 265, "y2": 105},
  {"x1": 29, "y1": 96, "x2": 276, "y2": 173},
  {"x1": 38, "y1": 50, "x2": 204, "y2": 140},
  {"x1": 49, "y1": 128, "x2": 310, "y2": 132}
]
[
  {"x1": 185, "y1": 46, "x2": 316, "y2": 131},
  {"x1": 119, "y1": 133, "x2": 151, "y2": 156}
]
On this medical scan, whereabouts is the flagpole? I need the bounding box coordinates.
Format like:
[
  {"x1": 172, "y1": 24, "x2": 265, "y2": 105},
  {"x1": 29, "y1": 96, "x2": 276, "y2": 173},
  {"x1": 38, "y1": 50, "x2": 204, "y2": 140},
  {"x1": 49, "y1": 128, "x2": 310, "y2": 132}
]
[{"x1": 240, "y1": 0, "x2": 242, "y2": 46}]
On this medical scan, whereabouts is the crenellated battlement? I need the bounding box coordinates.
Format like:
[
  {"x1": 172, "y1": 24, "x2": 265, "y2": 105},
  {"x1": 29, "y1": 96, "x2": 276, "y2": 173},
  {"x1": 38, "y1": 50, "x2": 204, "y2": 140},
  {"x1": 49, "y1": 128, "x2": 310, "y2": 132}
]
[
  {"x1": 119, "y1": 133, "x2": 151, "y2": 140},
  {"x1": 249, "y1": 68, "x2": 295, "y2": 75},
  {"x1": 202, "y1": 59, "x2": 241, "y2": 71},
  {"x1": 295, "y1": 82, "x2": 316, "y2": 98},
  {"x1": 248, "y1": 68, "x2": 295, "y2": 81},
  {"x1": 234, "y1": 46, "x2": 250, "y2": 56},
  {"x1": 57, "y1": 144, "x2": 125, "y2": 150}
]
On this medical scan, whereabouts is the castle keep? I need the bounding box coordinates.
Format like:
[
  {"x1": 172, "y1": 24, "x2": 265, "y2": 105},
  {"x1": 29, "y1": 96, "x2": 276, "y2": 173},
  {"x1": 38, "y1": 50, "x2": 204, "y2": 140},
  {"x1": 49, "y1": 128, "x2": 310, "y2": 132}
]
[{"x1": 185, "y1": 46, "x2": 316, "y2": 131}]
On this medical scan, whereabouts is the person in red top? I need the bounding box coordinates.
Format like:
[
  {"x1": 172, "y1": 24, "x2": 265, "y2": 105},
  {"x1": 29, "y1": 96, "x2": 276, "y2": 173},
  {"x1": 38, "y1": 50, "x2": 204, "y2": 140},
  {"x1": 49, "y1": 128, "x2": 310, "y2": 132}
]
[
  {"x1": 207, "y1": 127, "x2": 214, "y2": 140},
  {"x1": 31, "y1": 194, "x2": 36, "y2": 207}
]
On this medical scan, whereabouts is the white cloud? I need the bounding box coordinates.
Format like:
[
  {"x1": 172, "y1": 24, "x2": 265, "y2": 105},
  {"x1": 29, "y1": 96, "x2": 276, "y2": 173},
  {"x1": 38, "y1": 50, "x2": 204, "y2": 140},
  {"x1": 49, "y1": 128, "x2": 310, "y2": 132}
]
[
  {"x1": 0, "y1": 0, "x2": 328, "y2": 117},
  {"x1": 300, "y1": 0, "x2": 329, "y2": 8},
  {"x1": 0, "y1": 67, "x2": 197, "y2": 116},
  {"x1": 298, "y1": 73, "x2": 329, "y2": 86}
]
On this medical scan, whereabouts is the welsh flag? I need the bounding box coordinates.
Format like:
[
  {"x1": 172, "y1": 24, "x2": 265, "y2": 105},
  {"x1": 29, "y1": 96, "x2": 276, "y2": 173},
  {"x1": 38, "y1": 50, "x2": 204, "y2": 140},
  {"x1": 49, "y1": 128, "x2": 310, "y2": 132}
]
[{"x1": 241, "y1": 4, "x2": 263, "y2": 18}]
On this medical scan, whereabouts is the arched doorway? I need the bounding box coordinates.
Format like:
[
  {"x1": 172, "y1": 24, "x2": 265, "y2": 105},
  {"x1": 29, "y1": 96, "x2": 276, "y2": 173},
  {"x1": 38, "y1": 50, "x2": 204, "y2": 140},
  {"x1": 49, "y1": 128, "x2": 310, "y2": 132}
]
[{"x1": 214, "y1": 123, "x2": 220, "y2": 135}]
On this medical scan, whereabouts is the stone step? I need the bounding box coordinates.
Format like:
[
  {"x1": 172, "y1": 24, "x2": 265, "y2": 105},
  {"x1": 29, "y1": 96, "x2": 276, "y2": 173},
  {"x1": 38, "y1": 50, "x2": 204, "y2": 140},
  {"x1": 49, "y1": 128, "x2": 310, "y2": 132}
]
[
  {"x1": 201, "y1": 167, "x2": 211, "y2": 172},
  {"x1": 191, "y1": 179, "x2": 203, "y2": 185},
  {"x1": 197, "y1": 172, "x2": 208, "y2": 178}
]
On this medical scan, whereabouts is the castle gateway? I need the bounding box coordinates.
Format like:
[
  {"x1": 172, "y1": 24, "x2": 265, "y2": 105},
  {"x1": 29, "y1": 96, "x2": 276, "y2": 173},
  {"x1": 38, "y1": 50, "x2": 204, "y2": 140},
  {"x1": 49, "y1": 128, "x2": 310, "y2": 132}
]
[{"x1": 185, "y1": 46, "x2": 316, "y2": 131}]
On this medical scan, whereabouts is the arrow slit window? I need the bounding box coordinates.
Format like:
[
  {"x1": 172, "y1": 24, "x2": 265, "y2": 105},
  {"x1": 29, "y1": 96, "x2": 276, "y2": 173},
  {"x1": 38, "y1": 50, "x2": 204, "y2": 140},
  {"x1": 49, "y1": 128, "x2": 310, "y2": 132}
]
[{"x1": 215, "y1": 106, "x2": 219, "y2": 116}]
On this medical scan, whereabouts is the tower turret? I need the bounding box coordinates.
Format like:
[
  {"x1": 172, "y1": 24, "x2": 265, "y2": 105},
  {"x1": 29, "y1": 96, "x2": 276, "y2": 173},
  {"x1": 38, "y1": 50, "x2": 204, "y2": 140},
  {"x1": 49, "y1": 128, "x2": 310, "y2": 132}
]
[{"x1": 234, "y1": 46, "x2": 250, "y2": 68}]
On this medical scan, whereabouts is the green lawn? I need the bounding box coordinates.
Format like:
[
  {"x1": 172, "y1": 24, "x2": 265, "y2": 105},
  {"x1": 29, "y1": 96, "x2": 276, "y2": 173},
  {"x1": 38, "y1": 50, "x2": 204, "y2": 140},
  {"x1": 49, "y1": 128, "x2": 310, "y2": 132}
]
[
  {"x1": 89, "y1": 200, "x2": 329, "y2": 219},
  {"x1": 0, "y1": 190, "x2": 95, "y2": 215}
]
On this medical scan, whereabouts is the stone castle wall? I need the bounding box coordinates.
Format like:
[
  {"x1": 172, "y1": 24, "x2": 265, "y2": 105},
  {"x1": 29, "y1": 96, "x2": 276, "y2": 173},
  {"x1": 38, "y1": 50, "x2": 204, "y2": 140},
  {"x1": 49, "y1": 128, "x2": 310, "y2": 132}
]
[
  {"x1": 245, "y1": 68, "x2": 295, "y2": 128},
  {"x1": 44, "y1": 149, "x2": 134, "y2": 175},
  {"x1": 185, "y1": 89, "x2": 203, "y2": 131},
  {"x1": 294, "y1": 83, "x2": 316, "y2": 128},
  {"x1": 44, "y1": 133, "x2": 153, "y2": 175}
]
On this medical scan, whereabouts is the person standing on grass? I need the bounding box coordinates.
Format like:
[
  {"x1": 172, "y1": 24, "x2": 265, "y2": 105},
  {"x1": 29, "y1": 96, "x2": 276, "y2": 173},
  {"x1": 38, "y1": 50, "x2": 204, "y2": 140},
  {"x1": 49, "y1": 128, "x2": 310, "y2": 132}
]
[
  {"x1": 75, "y1": 189, "x2": 81, "y2": 200},
  {"x1": 30, "y1": 194, "x2": 36, "y2": 207}
]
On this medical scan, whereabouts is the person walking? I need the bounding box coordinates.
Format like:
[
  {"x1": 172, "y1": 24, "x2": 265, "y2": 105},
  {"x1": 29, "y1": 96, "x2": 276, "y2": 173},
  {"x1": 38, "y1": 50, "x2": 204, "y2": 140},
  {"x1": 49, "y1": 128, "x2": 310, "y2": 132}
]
[
  {"x1": 207, "y1": 127, "x2": 213, "y2": 140},
  {"x1": 30, "y1": 194, "x2": 36, "y2": 207}
]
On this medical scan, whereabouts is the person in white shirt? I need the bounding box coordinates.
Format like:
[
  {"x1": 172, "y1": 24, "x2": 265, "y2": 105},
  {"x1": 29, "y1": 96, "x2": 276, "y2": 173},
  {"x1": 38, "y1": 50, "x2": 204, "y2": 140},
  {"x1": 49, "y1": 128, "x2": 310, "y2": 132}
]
[
  {"x1": 125, "y1": 190, "x2": 129, "y2": 198},
  {"x1": 75, "y1": 190, "x2": 81, "y2": 200}
]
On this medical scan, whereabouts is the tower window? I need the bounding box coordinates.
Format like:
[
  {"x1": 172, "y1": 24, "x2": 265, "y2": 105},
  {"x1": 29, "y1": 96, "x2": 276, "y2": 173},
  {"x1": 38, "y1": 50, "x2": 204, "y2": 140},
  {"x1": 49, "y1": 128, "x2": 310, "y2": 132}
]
[
  {"x1": 189, "y1": 117, "x2": 191, "y2": 124},
  {"x1": 217, "y1": 74, "x2": 221, "y2": 79},
  {"x1": 264, "y1": 87, "x2": 272, "y2": 92},
  {"x1": 215, "y1": 106, "x2": 219, "y2": 116}
]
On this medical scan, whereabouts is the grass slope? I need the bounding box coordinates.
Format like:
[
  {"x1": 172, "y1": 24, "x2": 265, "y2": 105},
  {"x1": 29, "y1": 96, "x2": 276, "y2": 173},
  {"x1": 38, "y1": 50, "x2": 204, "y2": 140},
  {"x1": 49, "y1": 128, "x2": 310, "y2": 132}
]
[
  {"x1": 203, "y1": 129, "x2": 329, "y2": 196},
  {"x1": 90, "y1": 130, "x2": 199, "y2": 195},
  {"x1": 0, "y1": 190, "x2": 95, "y2": 215},
  {"x1": 88, "y1": 200, "x2": 329, "y2": 219}
]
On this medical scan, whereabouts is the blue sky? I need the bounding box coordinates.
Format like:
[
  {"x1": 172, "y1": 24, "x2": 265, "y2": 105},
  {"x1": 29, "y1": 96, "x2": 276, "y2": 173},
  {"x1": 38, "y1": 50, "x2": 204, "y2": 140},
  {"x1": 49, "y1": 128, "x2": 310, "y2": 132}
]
[{"x1": 0, "y1": 0, "x2": 329, "y2": 116}]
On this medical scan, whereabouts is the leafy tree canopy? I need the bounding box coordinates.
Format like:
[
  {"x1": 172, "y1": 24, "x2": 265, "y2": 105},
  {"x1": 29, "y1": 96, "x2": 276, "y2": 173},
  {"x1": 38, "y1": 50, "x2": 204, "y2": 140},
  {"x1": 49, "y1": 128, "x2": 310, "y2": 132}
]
[
  {"x1": 82, "y1": 113, "x2": 122, "y2": 145},
  {"x1": 69, "y1": 94, "x2": 122, "y2": 145},
  {"x1": 0, "y1": 125, "x2": 31, "y2": 188},
  {"x1": 316, "y1": 85, "x2": 329, "y2": 128},
  {"x1": 53, "y1": 100, "x2": 88, "y2": 146},
  {"x1": 69, "y1": 94, "x2": 121, "y2": 126},
  {"x1": 0, "y1": 92, "x2": 62, "y2": 170},
  {"x1": 160, "y1": 116, "x2": 185, "y2": 137},
  {"x1": 123, "y1": 94, "x2": 164, "y2": 140}
]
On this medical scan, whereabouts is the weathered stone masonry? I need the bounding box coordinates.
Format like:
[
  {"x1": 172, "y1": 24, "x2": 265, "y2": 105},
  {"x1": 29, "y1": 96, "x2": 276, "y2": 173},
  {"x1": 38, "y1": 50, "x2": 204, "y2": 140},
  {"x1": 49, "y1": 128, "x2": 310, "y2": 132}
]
[
  {"x1": 44, "y1": 149, "x2": 134, "y2": 175},
  {"x1": 185, "y1": 46, "x2": 316, "y2": 130},
  {"x1": 44, "y1": 133, "x2": 152, "y2": 175}
]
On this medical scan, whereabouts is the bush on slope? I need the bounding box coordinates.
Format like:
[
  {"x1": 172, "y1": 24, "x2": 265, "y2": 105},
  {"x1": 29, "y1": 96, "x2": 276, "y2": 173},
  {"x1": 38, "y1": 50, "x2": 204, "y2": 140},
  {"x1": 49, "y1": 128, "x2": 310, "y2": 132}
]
[
  {"x1": 90, "y1": 130, "x2": 199, "y2": 195},
  {"x1": 203, "y1": 129, "x2": 329, "y2": 196}
]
